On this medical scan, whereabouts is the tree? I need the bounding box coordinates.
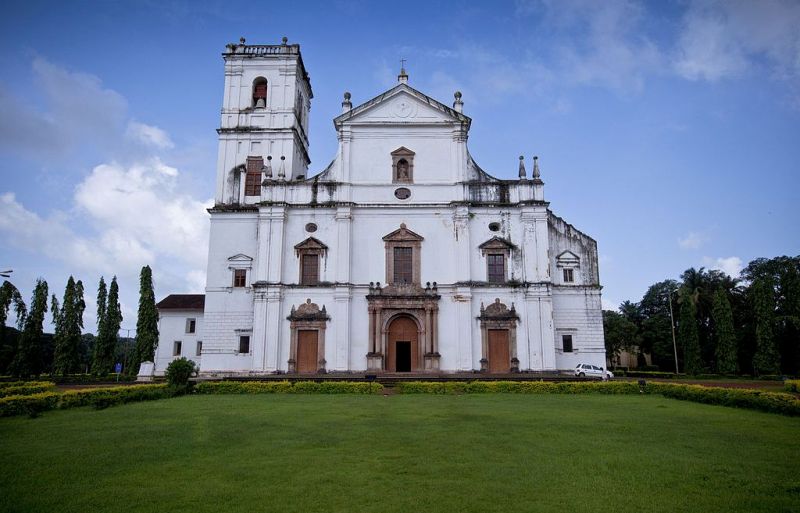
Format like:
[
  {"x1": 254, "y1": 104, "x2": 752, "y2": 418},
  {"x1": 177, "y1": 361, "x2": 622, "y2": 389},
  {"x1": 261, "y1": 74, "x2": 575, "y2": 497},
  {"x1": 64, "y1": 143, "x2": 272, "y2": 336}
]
[
  {"x1": 678, "y1": 286, "x2": 702, "y2": 375},
  {"x1": 638, "y1": 280, "x2": 680, "y2": 369},
  {"x1": 742, "y1": 255, "x2": 800, "y2": 374},
  {"x1": 52, "y1": 277, "x2": 86, "y2": 376},
  {"x1": 92, "y1": 276, "x2": 121, "y2": 375},
  {"x1": 712, "y1": 287, "x2": 737, "y2": 374},
  {"x1": 130, "y1": 266, "x2": 159, "y2": 375},
  {"x1": 751, "y1": 277, "x2": 780, "y2": 375},
  {"x1": 603, "y1": 310, "x2": 639, "y2": 366},
  {"x1": 11, "y1": 279, "x2": 48, "y2": 378},
  {"x1": 0, "y1": 281, "x2": 27, "y2": 374}
]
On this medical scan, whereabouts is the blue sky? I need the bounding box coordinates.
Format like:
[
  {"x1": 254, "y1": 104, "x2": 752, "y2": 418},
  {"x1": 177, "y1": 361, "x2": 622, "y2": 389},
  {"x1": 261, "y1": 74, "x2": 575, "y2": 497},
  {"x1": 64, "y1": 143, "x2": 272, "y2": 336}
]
[{"x1": 1, "y1": 0, "x2": 799, "y2": 333}]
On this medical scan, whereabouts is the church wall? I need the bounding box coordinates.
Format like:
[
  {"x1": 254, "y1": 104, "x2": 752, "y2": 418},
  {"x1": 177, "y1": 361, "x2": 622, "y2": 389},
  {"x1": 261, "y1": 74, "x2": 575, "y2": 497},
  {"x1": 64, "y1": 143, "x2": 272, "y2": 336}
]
[
  {"x1": 199, "y1": 213, "x2": 258, "y2": 373},
  {"x1": 347, "y1": 126, "x2": 459, "y2": 184},
  {"x1": 154, "y1": 310, "x2": 204, "y2": 376},
  {"x1": 551, "y1": 287, "x2": 605, "y2": 371}
]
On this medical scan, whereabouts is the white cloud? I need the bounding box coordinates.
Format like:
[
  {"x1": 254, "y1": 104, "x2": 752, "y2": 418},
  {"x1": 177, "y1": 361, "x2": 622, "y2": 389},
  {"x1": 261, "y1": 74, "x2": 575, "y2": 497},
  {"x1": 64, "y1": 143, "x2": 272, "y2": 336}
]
[
  {"x1": 126, "y1": 121, "x2": 174, "y2": 149},
  {"x1": 674, "y1": 0, "x2": 800, "y2": 83},
  {"x1": 1, "y1": 157, "x2": 211, "y2": 280},
  {"x1": 678, "y1": 231, "x2": 706, "y2": 250},
  {"x1": 703, "y1": 256, "x2": 743, "y2": 278}
]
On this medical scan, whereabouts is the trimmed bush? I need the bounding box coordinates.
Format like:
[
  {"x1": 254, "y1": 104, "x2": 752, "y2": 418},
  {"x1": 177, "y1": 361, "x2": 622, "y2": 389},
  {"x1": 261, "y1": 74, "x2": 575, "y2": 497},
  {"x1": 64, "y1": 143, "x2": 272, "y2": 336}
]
[
  {"x1": 396, "y1": 381, "x2": 640, "y2": 395},
  {"x1": 0, "y1": 384, "x2": 172, "y2": 417},
  {"x1": 0, "y1": 382, "x2": 55, "y2": 397},
  {"x1": 194, "y1": 381, "x2": 382, "y2": 395},
  {"x1": 646, "y1": 382, "x2": 800, "y2": 416},
  {"x1": 784, "y1": 380, "x2": 799, "y2": 393},
  {"x1": 165, "y1": 358, "x2": 198, "y2": 387}
]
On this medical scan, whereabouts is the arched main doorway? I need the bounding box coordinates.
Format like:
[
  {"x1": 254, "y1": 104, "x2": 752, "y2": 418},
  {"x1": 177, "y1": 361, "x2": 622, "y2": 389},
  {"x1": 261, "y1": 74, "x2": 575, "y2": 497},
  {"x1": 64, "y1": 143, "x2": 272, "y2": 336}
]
[{"x1": 386, "y1": 316, "x2": 420, "y2": 372}]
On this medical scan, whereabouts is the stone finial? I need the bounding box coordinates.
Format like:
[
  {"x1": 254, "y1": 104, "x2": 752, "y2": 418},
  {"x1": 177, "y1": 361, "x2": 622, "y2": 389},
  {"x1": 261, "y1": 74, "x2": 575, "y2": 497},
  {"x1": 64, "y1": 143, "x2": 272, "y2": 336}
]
[
  {"x1": 400, "y1": 222, "x2": 407, "y2": 229},
  {"x1": 342, "y1": 91, "x2": 352, "y2": 113},
  {"x1": 282, "y1": 36, "x2": 288, "y2": 45},
  {"x1": 239, "y1": 37, "x2": 246, "y2": 45},
  {"x1": 533, "y1": 155, "x2": 541, "y2": 179},
  {"x1": 264, "y1": 156, "x2": 273, "y2": 178},
  {"x1": 278, "y1": 156, "x2": 286, "y2": 179},
  {"x1": 518, "y1": 155, "x2": 526, "y2": 179},
  {"x1": 453, "y1": 91, "x2": 463, "y2": 113}
]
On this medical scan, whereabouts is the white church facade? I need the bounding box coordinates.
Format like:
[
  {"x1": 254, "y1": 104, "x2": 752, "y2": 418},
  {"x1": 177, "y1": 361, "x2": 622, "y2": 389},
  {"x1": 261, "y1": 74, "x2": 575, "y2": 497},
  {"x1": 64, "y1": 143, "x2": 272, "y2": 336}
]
[{"x1": 154, "y1": 39, "x2": 605, "y2": 376}]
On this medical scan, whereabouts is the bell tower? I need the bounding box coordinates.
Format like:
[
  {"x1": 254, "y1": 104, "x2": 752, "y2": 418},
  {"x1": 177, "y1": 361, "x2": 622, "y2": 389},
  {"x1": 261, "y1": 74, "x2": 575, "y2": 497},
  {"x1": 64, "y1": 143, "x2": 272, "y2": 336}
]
[{"x1": 215, "y1": 37, "x2": 313, "y2": 204}]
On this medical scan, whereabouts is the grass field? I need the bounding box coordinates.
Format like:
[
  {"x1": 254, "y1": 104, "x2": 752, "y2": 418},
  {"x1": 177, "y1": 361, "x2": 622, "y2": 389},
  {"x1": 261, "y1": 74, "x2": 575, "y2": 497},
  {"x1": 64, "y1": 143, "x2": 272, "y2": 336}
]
[{"x1": 1, "y1": 394, "x2": 799, "y2": 513}]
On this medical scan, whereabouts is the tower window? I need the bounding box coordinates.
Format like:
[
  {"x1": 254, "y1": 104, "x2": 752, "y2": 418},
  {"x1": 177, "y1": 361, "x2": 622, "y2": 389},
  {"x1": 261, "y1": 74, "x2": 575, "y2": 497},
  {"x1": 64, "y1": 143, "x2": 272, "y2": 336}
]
[
  {"x1": 185, "y1": 318, "x2": 196, "y2": 334},
  {"x1": 562, "y1": 334, "x2": 573, "y2": 353},
  {"x1": 487, "y1": 254, "x2": 506, "y2": 283},
  {"x1": 233, "y1": 269, "x2": 247, "y2": 288},
  {"x1": 393, "y1": 247, "x2": 413, "y2": 284},
  {"x1": 563, "y1": 268, "x2": 574, "y2": 283},
  {"x1": 173, "y1": 341, "x2": 182, "y2": 356},
  {"x1": 252, "y1": 77, "x2": 267, "y2": 108},
  {"x1": 300, "y1": 254, "x2": 319, "y2": 285},
  {"x1": 239, "y1": 335, "x2": 250, "y2": 354},
  {"x1": 244, "y1": 156, "x2": 263, "y2": 196}
]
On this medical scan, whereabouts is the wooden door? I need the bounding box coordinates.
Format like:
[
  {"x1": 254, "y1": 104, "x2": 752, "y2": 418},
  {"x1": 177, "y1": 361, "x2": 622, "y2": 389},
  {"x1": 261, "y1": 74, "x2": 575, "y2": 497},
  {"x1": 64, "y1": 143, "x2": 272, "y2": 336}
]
[
  {"x1": 488, "y1": 329, "x2": 510, "y2": 374},
  {"x1": 387, "y1": 316, "x2": 419, "y2": 372},
  {"x1": 297, "y1": 330, "x2": 318, "y2": 374}
]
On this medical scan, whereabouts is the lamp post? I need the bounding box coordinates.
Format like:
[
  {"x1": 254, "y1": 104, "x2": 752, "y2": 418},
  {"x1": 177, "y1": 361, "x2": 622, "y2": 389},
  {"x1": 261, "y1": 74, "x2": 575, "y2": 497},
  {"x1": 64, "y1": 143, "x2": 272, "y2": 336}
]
[{"x1": 666, "y1": 290, "x2": 679, "y2": 374}]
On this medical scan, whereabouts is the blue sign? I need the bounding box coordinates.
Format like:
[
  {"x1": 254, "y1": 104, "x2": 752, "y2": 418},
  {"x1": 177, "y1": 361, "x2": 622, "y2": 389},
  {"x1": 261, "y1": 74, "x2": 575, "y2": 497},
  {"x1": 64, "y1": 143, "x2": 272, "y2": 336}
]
[{"x1": 114, "y1": 362, "x2": 122, "y2": 373}]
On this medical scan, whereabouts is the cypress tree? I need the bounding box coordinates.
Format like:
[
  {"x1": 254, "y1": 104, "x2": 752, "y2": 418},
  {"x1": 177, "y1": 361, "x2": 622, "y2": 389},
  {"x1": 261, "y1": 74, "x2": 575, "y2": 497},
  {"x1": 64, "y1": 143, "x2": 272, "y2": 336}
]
[
  {"x1": 130, "y1": 266, "x2": 159, "y2": 375},
  {"x1": 53, "y1": 277, "x2": 85, "y2": 376},
  {"x1": 712, "y1": 287, "x2": 737, "y2": 374},
  {"x1": 678, "y1": 286, "x2": 702, "y2": 375},
  {"x1": 92, "y1": 276, "x2": 115, "y2": 375},
  {"x1": 0, "y1": 280, "x2": 27, "y2": 332},
  {"x1": 752, "y1": 277, "x2": 780, "y2": 374},
  {"x1": 11, "y1": 279, "x2": 48, "y2": 378}
]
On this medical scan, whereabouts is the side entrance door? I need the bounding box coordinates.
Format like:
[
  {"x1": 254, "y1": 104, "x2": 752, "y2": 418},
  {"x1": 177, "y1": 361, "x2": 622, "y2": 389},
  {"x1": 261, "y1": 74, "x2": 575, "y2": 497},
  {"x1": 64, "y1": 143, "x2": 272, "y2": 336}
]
[
  {"x1": 297, "y1": 330, "x2": 318, "y2": 374},
  {"x1": 488, "y1": 329, "x2": 510, "y2": 374}
]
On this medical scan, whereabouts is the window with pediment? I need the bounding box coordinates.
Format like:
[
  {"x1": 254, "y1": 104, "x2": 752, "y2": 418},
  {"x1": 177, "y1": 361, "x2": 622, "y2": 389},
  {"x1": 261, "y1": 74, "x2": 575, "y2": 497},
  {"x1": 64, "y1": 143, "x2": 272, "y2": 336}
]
[
  {"x1": 295, "y1": 237, "x2": 328, "y2": 285},
  {"x1": 383, "y1": 223, "x2": 423, "y2": 286},
  {"x1": 479, "y1": 237, "x2": 515, "y2": 284},
  {"x1": 556, "y1": 250, "x2": 581, "y2": 285},
  {"x1": 391, "y1": 147, "x2": 415, "y2": 184}
]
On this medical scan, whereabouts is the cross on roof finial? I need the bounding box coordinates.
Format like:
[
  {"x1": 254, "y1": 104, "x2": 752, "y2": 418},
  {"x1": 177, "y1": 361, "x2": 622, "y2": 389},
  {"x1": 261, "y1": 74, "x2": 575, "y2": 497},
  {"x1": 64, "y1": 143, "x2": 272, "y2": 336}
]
[{"x1": 398, "y1": 58, "x2": 409, "y2": 83}]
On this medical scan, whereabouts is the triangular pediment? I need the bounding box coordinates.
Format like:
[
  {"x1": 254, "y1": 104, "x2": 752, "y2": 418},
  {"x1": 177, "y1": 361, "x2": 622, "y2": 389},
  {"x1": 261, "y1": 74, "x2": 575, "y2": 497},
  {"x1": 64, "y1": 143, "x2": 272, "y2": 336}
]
[
  {"x1": 294, "y1": 237, "x2": 328, "y2": 251},
  {"x1": 556, "y1": 250, "x2": 581, "y2": 266},
  {"x1": 227, "y1": 253, "x2": 253, "y2": 262},
  {"x1": 479, "y1": 236, "x2": 515, "y2": 252},
  {"x1": 382, "y1": 223, "x2": 424, "y2": 242},
  {"x1": 334, "y1": 84, "x2": 471, "y2": 128},
  {"x1": 390, "y1": 146, "x2": 415, "y2": 157}
]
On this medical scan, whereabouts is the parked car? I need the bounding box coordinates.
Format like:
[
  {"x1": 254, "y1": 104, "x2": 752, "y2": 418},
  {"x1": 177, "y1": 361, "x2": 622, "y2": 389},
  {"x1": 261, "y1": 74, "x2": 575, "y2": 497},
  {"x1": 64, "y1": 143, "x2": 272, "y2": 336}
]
[{"x1": 574, "y1": 363, "x2": 614, "y2": 380}]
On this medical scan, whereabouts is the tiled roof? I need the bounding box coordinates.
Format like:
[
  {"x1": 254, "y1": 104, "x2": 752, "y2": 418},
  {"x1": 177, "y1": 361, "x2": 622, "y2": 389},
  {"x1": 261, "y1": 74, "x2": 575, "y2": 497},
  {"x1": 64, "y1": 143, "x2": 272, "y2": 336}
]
[{"x1": 156, "y1": 294, "x2": 205, "y2": 310}]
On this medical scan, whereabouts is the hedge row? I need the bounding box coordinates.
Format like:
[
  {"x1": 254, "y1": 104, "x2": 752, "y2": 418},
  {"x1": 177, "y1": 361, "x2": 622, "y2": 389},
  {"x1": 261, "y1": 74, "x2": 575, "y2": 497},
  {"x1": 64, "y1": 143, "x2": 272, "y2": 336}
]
[
  {"x1": 0, "y1": 382, "x2": 55, "y2": 398},
  {"x1": 782, "y1": 379, "x2": 799, "y2": 393},
  {"x1": 194, "y1": 381, "x2": 382, "y2": 395},
  {"x1": 396, "y1": 381, "x2": 641, "y2": 394},
  {"x1": 647, "y1": 382, "x2": 800, "y2": 416},
  {"x1": 395, "y1": 380, "x2": 800, "y2": 416},
  {"x1": 0, "y1": 384, "x2": 173, "y2": 418}
]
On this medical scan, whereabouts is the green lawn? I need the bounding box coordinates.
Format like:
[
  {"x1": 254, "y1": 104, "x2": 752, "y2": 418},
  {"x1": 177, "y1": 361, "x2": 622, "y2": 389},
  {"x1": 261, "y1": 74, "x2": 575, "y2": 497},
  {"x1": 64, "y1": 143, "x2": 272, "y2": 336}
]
[{"x1": 1, "y1": 394, "x2": 799, "y2": 513}]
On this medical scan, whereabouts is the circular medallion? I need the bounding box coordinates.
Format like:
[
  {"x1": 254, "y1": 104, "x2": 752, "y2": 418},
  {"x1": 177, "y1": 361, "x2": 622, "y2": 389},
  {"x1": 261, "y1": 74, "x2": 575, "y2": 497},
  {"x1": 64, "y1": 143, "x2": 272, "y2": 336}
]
[
  {"x1": 489, "y1": 222, "x2": 500, "y2": 232},
  {"x1": 394, "y1": 187, "x2": 411, "y2": 200},
  {"x1": 305, "y1": 223, "x2": 318, "y2": 233},
  {"x1": 393, "y1": 99, "x2": 415, "y2": 118}
]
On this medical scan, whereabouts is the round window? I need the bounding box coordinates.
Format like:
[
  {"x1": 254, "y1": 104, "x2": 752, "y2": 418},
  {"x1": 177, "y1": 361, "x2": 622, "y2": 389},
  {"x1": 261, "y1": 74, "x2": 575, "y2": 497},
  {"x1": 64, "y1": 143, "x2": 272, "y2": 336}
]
[
  {"x1": 489, "y1": 222, "x2": 500, "y2": 232},
  {"x1": 305, "y1": 223, "x2": 317, "y2": 233},
  {"x1": 394, "y1": 187, "x2": 411, "y2": 200}
]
